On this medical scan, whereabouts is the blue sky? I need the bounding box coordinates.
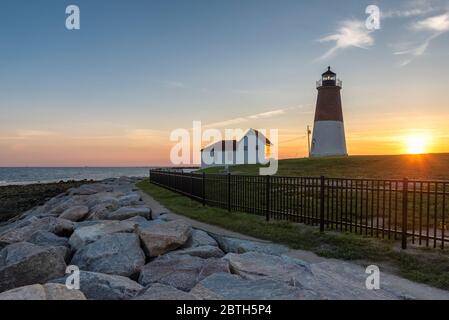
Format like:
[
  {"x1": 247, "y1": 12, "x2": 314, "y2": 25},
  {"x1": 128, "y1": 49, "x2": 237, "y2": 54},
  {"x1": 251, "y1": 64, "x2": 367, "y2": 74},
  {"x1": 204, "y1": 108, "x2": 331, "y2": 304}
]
[{"x1": 0, "y1": 0, "x2": 449, "y2": 165}]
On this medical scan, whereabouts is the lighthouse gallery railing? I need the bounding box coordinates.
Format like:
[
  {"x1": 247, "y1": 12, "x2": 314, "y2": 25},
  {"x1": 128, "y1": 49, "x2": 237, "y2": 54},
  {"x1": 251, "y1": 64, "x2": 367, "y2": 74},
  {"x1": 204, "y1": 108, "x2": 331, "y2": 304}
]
[{"x1": 149, "y1": 169, "x2": 449, "y2": 250}]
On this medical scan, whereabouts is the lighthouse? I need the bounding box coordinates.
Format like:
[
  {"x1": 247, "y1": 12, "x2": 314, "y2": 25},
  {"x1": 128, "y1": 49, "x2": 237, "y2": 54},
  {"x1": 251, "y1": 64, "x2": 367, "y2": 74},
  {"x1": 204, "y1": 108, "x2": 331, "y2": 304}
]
[{"x1": 310, "y1": 67, "x2": 348, "y2": 157}]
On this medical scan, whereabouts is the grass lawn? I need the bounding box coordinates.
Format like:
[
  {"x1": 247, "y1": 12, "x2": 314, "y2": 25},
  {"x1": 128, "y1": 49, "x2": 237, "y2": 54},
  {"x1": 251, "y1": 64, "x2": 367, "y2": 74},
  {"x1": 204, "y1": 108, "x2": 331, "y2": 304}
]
[
  {"x1": 138, "y1": 179, "x2": 449, "y2": 291},
  {"x1": 199, "y1": 153, "x2": 449, "y2": 180}
]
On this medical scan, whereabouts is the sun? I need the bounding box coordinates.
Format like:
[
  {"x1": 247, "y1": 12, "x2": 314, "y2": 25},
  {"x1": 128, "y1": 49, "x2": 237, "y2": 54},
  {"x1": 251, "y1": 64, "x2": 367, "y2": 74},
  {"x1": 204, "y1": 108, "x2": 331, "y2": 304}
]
[{"x1": 404, "y1": 134, "x2": 429, "y2": 154}]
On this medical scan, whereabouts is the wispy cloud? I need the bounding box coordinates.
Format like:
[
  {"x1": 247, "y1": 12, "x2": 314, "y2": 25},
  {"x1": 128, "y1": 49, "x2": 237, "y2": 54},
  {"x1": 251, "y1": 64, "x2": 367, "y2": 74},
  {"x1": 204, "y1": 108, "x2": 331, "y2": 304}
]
[
  {"x1": 0, "y1": 129, "x2": 57, "y2": 140},
  {"x1": 413, "y1": 12, "x2": 449, "y2": 31},
  {"x1": 159, "y1": 80, "x2": 186, "y2": 88},
  {"x1": 383, "y1": 7, "x2": 436, "y2": 19},
  {"x1": 202, "y1": 106, "x2": 305, "y2": 129},
  {"x1": 395, "y1": 13, "x2": 449, "y2": 66},
  {"x1": 317, "y1": 20, "x2": 374, "y2": 60}
]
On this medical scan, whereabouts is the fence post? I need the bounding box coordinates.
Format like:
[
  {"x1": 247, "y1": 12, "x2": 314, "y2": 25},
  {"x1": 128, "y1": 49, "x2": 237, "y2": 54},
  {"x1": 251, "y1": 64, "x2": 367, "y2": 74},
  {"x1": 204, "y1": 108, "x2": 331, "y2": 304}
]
[
  {"x1": 228, "y1": 173, "x2": 231, "y2": 212},
  {"x1": 402, "y1": 178, "x2": 409, "y2": 250},
  {"x1": 202, "y1": 172, "x2": 206, "y2": 206},
  {"x1": 266, "y1": 175, "x2": 270, "y2": 222},
  {"x1": 190, "y1": 173, "x2": 193, "y2": 197},
  {"x1": 320, "y1": 176, "x2": 325, "y2": 233}
]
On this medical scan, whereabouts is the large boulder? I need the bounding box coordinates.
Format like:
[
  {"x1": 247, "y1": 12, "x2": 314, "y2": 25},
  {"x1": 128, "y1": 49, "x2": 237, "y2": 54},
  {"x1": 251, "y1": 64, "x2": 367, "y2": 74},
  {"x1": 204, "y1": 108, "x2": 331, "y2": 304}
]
[
  {"x1": 84, "y1": 192, "x2": 123, "y2": 208},
  {"x1": 0, "y1": 283, "x2": 86, "y2": 300},
  {"x1": 86, "y1": 199, "x2": 120, "y2": 220},
  {"x1": 48, "y1": 197, "x2": 86, "y2": 215},
  {"x1": 0, "y1": 217, "x2": 75, "y2": 245},
  {"x1": 171, "y1": 245, "x2": 225, "y2": 259},
  {"x1": 133, "y1": 283, "x2": 197, "y2": 300},
  {"x1": 117, "y1": 193, "x2": 142, "y2": 206},
  {"x1": 105, "y1": 206, "x2": 151, "y2": 221},
  {"x1": 223, "y1": 252, "x2": 312, "y2": 286},
  {"x1": 0, "y1": 242, "x2": 66, "y2": 292},
  {"x1": 50, "y1": 271, "x2": 143, "y2": 300},
  {"x1": 191, "y1": 273, "x2": 319, "y2": 300},
  {"x1": 137, "y1": 220, "x2": 192, "y2": 257},
  {"x1": 59, "y1": 206, "x2": 89, "y2": 222},
  {"x1": 69, "y1": 220, "x2": 136, "y2": 250},
  {"x1": 124, "y1": 216, "x2": 165, "y2": 228},
  {"x1": 182, "y1": 229, "x2": 218, "y2": 249},
  {"x1": 71, "y1": 233, "x2": 145, "y2": 277},
  {"x1": 213, "y1": 235, "x2": 289, "y2": 256},
  {"x1": 304, "y1": 261, "x2": 399, "y2": 300},
  {"x1": 138, "y1": 254, "x2": 229, "y2": 291},
  {"x1": 27, "y1": 231, "x2": 69, "y2": 248},
  {"x1": 69, "y1": 184, "x2": 113, "y2": 196},
  {"x1": 223, "y1": 252, "x2": 398, "y2": 299}
]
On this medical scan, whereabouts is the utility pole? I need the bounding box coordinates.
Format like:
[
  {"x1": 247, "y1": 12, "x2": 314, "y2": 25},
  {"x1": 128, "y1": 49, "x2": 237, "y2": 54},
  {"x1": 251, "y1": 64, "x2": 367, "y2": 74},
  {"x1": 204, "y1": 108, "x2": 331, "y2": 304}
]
[{"x1": 307, "y1": 125, "x2": 312, "y2": 158}]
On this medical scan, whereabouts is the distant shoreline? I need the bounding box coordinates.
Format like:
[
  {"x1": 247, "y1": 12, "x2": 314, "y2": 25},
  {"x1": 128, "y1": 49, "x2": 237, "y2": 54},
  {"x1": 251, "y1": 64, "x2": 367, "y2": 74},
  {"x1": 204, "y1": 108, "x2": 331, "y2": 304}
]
[
  {"x1": 0, "y1": 180, "x2": 94, "y2": 222},
  {"x1": 0, "y1": 167, "x2": 151, "y2": 187}
]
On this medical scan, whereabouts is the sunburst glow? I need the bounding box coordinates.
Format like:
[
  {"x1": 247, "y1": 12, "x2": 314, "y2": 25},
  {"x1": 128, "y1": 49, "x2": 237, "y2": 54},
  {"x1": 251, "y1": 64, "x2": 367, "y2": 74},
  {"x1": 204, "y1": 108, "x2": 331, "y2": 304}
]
[{"x1": 404, "y1": 134, "x2": 430, "y2": 154}]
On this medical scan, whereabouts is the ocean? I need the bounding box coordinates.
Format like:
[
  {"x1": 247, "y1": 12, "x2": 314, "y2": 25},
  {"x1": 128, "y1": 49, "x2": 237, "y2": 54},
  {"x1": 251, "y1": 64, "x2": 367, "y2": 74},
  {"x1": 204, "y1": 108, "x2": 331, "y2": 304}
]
[{"x1": 0, "y1": 167, "x2": 151, "y2": 186}]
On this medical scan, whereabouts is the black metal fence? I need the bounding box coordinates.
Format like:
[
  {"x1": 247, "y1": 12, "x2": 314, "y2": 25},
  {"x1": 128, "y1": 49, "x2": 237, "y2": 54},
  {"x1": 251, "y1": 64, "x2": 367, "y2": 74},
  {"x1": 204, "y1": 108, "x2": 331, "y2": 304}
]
[{"x1": 149, "y1": 169, "x2": 449, "y2": 249}]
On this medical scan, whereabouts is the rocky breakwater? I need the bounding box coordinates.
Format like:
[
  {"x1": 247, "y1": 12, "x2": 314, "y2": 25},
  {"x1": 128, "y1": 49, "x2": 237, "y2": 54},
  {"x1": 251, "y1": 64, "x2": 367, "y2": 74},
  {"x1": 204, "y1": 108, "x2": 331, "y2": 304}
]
[{"x1": 0, "y1": 177, "x2": 447, "y2": 300}]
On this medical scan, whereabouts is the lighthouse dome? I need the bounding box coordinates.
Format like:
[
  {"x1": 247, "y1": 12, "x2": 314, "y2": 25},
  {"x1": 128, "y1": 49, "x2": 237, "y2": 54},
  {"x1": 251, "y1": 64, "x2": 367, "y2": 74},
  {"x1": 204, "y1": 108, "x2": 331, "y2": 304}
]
[{"x1": 321, "y1": 66, "x2": 337, "y2": 86}]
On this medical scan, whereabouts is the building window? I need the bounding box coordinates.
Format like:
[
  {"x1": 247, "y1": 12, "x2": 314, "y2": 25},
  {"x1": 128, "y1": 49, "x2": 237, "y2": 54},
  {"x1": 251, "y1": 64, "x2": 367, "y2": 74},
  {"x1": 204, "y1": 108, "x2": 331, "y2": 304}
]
[{"x1": 210, "y1": 148, "x2": 214, "y2": 157}]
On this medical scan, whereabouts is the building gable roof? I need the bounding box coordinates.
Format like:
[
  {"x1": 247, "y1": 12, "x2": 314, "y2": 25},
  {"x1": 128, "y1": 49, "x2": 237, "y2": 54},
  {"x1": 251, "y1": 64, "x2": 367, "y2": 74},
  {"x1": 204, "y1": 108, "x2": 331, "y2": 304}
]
[{"x1": 201, "y1": 128, "x2": 273, "y2": 151}]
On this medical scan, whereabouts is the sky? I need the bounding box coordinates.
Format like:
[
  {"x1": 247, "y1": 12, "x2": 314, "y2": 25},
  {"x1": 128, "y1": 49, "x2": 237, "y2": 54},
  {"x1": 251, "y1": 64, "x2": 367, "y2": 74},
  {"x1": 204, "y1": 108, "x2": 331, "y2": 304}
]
[{"x1": 0, "y1": 0, "x2": 449, "y2": 166}]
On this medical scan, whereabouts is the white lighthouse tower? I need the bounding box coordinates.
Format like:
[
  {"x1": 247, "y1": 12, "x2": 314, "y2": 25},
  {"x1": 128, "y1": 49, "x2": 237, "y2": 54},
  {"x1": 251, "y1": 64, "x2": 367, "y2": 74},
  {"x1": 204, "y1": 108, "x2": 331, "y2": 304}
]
[{"x1": 310, "y1": 67, "x2": 348, "y2": 157}]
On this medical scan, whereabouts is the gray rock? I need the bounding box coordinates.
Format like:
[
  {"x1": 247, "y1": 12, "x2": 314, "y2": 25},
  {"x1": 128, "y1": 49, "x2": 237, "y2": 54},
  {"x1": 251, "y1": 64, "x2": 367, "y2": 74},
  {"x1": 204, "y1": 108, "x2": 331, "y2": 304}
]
[
  {"x1": 84, "y1": 192, "x2": 123, "y2": 208},
  {"x1": 138, "y1": 255, "x2": 229, "y2": 291},
  {"x1": 0, "y1": 242, "x2": 66, "y2": 292},
  {"x1": 0, "y1": 217, "x2": 75, "y2": 245},
  {"x1": 0, "y1": 216, "x2": 38, "y2": 236},
  {"x1": 213, "y1": 235, "x2": 289, "y2": 256},
  {"x1": 223, "y1": 252, "x2": 399, "y2": 300},
  {"x1": 69, "y1": 184, "x2": 113, "y2": 196},
  {"x1": 223, "y1": 252, "x2": 311, "y2": 286},
  {"x1": 59, "y1": 206, "x2": 89, "y2": 222},
  {"x1": 133, "y1": 283, "x2": 197, "y2": 300},
  {"x1": 50, "y1": 271, "x2": 143, "y2": 300},
  {"x1": 124, "y1": 216, "x2": 165, "y2": 228},
  {"x1": 47, "y1": 246, "x2": 71, "y2": 262},
  {"x1": 71, "y1": 233, "x2": 145, "y2": 277},
  {"x1": 0, "y1": 283, "x2": 86, "y2": 300},
  {"x1": 105, "y1": 206, "x2": 151, "y2": 221},
  {"x1": 191, "y1": 273, "x2": 319, "y2": 300},
  {"x1": 137, "y1": 220, "x2": 192, "y2": 257},
  {"x1": 182, "y1": 229, "x2": 218, "y2": 249},
  {"x1": 157, "y1": 213, "x2": 170, "y2": 221},
  {"x1": 48, "y1": 197, "x2": 85, "y2": 215},
  {"x1": 172, "y1": 245, "x2": 225, "y2": 259},
  {"x1": 27, "y1": 231, "x2": 69, "y2": 248},
  {"x1": 304, "y1": 261, "x2": 400, "y2": 300},
  {"x1": 69, "y1": 220, "x2": 136, "y2": 250},
  {"x1": 86, "y1": 199, "x2": 120, "y2": 220},
  {"x1": 117, "y1": 193, "x2": 142, "y2": 206}
]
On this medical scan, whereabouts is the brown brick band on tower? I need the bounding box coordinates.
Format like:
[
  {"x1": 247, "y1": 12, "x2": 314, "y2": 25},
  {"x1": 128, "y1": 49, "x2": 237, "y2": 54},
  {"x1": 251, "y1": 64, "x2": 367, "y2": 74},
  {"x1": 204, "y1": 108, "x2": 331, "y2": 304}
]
[{"x1": 314, "y1": 86, "x2": 343, "y2": 122}]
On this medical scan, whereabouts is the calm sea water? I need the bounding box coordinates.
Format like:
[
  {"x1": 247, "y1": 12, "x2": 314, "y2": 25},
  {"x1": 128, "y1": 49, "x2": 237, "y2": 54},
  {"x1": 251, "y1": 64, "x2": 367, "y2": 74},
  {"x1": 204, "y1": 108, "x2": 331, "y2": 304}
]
[{"x1": 0, "y1": 167, "x2": 151, "y2": 186}]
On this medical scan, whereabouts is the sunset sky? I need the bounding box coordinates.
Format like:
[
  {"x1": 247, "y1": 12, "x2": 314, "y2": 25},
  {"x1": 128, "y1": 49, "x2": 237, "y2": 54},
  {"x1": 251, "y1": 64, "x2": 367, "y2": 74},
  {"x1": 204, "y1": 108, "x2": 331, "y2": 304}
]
[{"x1": 1, "y1": 0, "x2": 449, "y2": 166}]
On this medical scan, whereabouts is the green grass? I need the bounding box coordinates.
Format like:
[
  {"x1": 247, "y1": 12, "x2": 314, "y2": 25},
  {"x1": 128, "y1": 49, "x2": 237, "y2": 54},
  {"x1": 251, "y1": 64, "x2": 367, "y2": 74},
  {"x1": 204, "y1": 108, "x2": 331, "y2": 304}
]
[
  {"x1": 138, "y1": 179, "x2": 449, "y2": 290},
  {"x1": 198, "y1": 153, "x2": 449, "y2": 180}
]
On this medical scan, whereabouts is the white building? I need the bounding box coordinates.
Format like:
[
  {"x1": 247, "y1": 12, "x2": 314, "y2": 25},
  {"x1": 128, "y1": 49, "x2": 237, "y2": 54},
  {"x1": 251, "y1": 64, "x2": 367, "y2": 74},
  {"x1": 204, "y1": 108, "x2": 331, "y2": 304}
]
[{"x1": 200, "y1": 129, "x2": 272, "y2": 168}]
